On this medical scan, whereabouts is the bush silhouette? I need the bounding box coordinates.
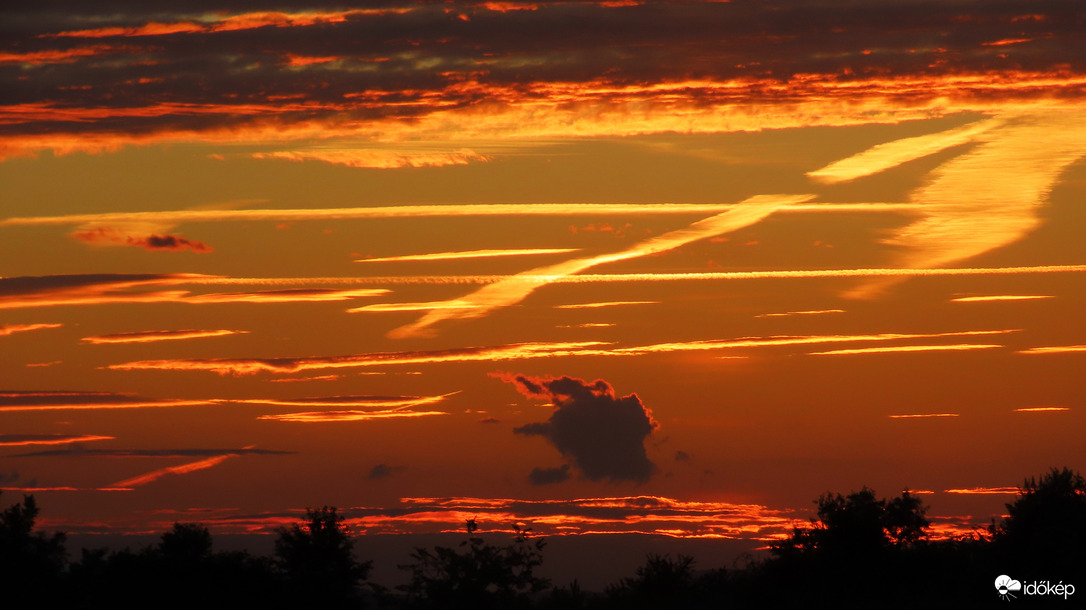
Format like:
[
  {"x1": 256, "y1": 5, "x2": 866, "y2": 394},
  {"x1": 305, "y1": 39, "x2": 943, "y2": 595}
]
[
  {"x1": 0, "y1": 493, "x2": 67, "y2": 604},
  {"x1": 400, "y1": 519, "x2": 549, "y2": 609},
  {"x1": 274, "y1": 505, "x2": 372, "y2": 607}
]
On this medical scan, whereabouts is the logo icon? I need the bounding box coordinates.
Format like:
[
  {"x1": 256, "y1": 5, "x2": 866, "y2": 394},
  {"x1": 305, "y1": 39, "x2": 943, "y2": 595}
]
[{"x1": 996, "y1": 575, "x2": 1022, "y2": 601}]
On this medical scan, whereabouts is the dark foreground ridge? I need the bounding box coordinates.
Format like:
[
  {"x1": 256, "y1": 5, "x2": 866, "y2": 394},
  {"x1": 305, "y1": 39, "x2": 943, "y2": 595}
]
[{"x1": 2, "y1": 467, "x2": 1084, "y2": 609}]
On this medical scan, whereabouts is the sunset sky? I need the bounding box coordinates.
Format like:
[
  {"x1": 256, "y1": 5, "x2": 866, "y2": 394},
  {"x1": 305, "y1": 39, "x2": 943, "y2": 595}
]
[{"x1": 2, "y1": 0, "x2": 1084, "y2": 577}]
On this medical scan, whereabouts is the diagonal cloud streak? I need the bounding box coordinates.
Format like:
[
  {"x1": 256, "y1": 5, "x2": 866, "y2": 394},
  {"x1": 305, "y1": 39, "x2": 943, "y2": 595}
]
[
  {"x1": 383, "y1": 194, "x2": 812, "y2": 337},
  {"x1": 810, "y1": 111, "x2": 1086, "y2": 298}
]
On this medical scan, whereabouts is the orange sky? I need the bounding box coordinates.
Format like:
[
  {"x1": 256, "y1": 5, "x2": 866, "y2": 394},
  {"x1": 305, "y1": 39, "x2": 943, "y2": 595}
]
[{"x1": 2, "y1": 0, "x2": 1084, "y2": 570}]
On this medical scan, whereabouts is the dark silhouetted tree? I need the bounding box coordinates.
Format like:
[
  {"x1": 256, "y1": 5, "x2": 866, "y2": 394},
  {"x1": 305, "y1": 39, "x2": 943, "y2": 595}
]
[
  {"x1": 772, "y1": 487, "x2": 929, "y2": 558},
  {"x1": 0, "y1": 492, "x2": 67, "y2": 603},
  {"x1": 993, "y1": 467, "x2": 1086, "y2": 575},
  {"x1": 763, "y1": 487, "x2": 930, "y2": 608},
  {"x1": 275, "y1": 506, "x2": 371, "y2": 607},
  {"x1": 605, "y1": 553, "x2": 704, "y2": 609},
  {"x1": 159, "y1": 521, "x2": 213, "y2": 561},
  {"x1": 400, "y1": 519, "x2": 549, "y2": 609}
]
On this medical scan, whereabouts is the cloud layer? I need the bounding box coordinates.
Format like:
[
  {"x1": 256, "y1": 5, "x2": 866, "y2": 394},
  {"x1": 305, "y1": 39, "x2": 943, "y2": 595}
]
[{"x1": 3, "y1": 2, "x2": 1085, "y2": 158}]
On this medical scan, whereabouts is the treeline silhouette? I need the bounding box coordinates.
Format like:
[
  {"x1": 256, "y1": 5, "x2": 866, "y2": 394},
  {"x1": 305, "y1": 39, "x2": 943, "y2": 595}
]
[{"x1": 2, "y1": 467, "x2": 1084, "y2": 609}]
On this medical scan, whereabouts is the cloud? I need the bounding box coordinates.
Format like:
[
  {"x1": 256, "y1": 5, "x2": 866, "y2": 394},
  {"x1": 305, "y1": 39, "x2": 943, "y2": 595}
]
[
  {"x1": 755, "y1": 309, "x2": 844, "y2": 318},
  {"x1": 887, "y1": 413, "x2": 960, "y2": 419},
  {"x1": 554, "y1": 301, "x2": 658, "y2": 309},
  {"x1": 0, "y1": 391, "x2": 207, "y2": 411},
  {"x1": 0, "y1": 323, "x2": 62, "y2": 336},
  {"x1": 388, "y1": 194, "x2": 811, "y2": 337},
  {"x1": 0, "y1": 273, "x2": 388, "y2": 309},
  {"x1": 950, "y1": 295, "x2": 1054, "y2": 302},
  {"x1": 505, "y1": 375, "x2": 658, "y2": 483},
  {"x1": 811, "y1": 112, "x2": 1086, "y2": 298},
  {"x1": 357, "y1": 248, "x2": 579, "y2": 263},
  {"x1": 528, "y1": 465, "x2": 571, "y2": 485},
  {"x1": 10, "y1": 447, "x2": 293, "y2": 458},
  {"x1": 368, "y1": 464, "x2": 395, "y2": 480},
  {"x1": 256, "y1": 410, "x2": 445, "y2": 422},
  {"x1": 1017, "y1": 345, "x2": 1086, "y2": 354},
  {"x1": 231, "y1": 394, "x2": 455, "y2": 422},
  {"x1": 254, "y1": 148, "x2": 491, "y2": 169},
  {"x1": 0, "y1": 202, "x2": 805, "y2": 228},
  {"x1": 0, "y1": 434, "x2": 114, "y2": 447},
  {"x1": 199, "y1": 264, "x2": 1086, "y2": 289},
  {"x1": 107, "y1": 330, "x2": 1016, "y2": 375},
  {"x1": 1013, "y1": 407, "x2": 1070, "y2": 413},
  {"x1": 674, "y1": 451, "x2": 691, "y2": 462},
  {"x1": 807, "y1": 118, "x2": 1004, "y2": 184},
  {"x1": 108, "y1": 341, "x2": 605, "y2": 375},
  {"x1": 110, "y1": 455, "x2": 238, "y2": 488},
  {"x1": 81, "y1": 329, "x2": 247, "y2": 344},
  {"x1": 944, "y1": 487, "x2": 1019, "y2": 495},
  {"x1": 228, "y1": 394, "x2": 454, "y2": 408},
  {"x1": 809, "y1": 344, "x2": 1003, "y2": 356},
  {"x1": 0, "y1": 273, "x2": 199, "y2": 309},
  {"x1": 3, "y1": 3, "x2": 1085, "y2": 159},
  {"x1": 71, "y1": 227, "x2": 213, "y2": 252}
]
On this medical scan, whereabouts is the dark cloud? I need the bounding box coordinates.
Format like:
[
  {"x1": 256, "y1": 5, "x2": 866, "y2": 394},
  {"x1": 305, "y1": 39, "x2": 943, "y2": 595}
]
[
  {"x1": 142, "y1": 234, "x2": 213, "y2": 252},
  {"x1": 368, "y1": 463, "x2": 394, "y2": 479},
  {"x1": 0, "y1": 391, "x2": 153, "y2": 407},
  {"x1": 478, "y1": 416, "x2": 502, "y2": 424},
  {"x1": 0, "y1": 274, "x2": 183, "y2": 297},
  {"x1": 2, "y1": 1, "x2": 1084, "y2": 151},
  {"x1": 675, "y1": 450, "x2": 691, "y2": 462},
  {"x1": 71, "y1": 228, "x2": 213, "y2": 252},
  {"x1": 528, "y1": 465, "x2": 570, "y2": 486},
  {"x1": 508, "y1": 375, "x2": 658, "y2": 483}
]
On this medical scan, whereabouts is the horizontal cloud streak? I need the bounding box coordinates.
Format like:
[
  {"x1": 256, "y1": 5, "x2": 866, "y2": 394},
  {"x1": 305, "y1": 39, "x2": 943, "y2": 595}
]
[
  {"x1": 257, "y1": 410, "x2": 446, "y2": 422},
  {"x1": 755, "y1": 309, "x2": 845, "y2": 318},
  {"x1": 945, "y1": 487, "x2": 1019, "y2": 495},
  {"x1": 1017, "y1": 345, "x2": 1086, "y2": 354},
  {"x1": 809, "y1": 344, "x2": 1002, "y2": 356},
  {"x1": 107, "y1": 330, "x2": 1015, "y2": 375},
  {"x1": 108, "y1": 341, "x2": 606, "y2": 375},
  {"x1": 0, "y1": 323, "x2": 62, "y2": 336},
  {"x1": 11, "y1": 447, "x2": 292, "y2": 458},
  {"x1": 0, "y1": 202, "x2": 922, "y2": 228},
  {"x1": 195, "y1": 264, "x2": 1086, "y2": 289},
  {"x1": 357, "y1": 248, "x2": 580, "y2": 263},
  {"x1": 227, "y1": 394, "x2": 454, "y2": 408},
  {"x1": 82, "y1": 329, "x2": 247, "y2": 344},
  {"x1": 0, "y1": 434, "x2": 114, "y2": 447},
  {"x1": 0, "y1": 391, "x2": 208, "y2": 412},
  {"x1": 554, "y1": 301, "x2": 658, "y2": 309},
  {"x1": 888, "y1": 413, "x2": 960, "y2": 419},
  {"x1": 950, "y1": 295, "x2": 1053, "y2": 302},
  {"x1": 0, "y1": 274, "x2": 389, "y2": 309},
  {"x1": 254, "y1": 148, "x2": 491, "y2": 169}
]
